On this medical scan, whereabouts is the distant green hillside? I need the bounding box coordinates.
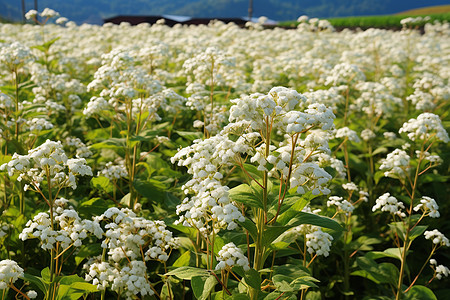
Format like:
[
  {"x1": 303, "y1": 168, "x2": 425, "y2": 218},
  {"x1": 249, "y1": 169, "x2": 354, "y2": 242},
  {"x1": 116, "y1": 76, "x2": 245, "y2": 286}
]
[{"x1": 396, "y1": 5, "x2": 450, "y2": 15}]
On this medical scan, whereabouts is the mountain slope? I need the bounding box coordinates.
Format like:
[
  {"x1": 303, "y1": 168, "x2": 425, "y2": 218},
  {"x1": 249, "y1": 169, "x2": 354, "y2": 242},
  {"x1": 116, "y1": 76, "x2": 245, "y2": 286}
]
[{"x1": 2, "y1": 0, "x2": 449, "y2": 24}]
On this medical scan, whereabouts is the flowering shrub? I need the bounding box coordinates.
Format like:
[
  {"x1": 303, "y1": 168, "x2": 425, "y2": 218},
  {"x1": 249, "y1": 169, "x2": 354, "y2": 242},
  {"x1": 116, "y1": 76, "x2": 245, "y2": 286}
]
[{"x1": 0, "y1": 8, "x2": 448, "y2": 300}]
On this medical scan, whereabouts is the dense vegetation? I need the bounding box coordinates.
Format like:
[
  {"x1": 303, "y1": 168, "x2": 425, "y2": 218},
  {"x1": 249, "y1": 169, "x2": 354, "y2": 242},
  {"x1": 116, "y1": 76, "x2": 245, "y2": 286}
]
[{"x1": 0, "y1": 9, "x2": 449, "y2": 300}]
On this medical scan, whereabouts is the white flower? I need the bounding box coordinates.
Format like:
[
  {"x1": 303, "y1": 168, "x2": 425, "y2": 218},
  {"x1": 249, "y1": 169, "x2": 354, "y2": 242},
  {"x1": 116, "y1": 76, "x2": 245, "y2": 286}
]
[
  {"x1": 413, "y1": 196, "x2": 440, "y2": 218},
  {"x1": 27, "y1": 290, "x2": 38, "y2": 299},
  {"x1": 435, "y1": 265, "x2": 450, "y2": 280},
  {"x1": 327, "y1": 196, "x2": 354, "y2": 213},
  {"x1": 25, "y1": 10, "x2": 38, "y2": 20},
  {"x1": 379, "y1": 149, "x2": 410, "y2": 178},
  {"x1": 0, "y1": 260, "x2": 24, "y2": 289},
  {"x1": 335, "y1": 127, "x2": 360, "y2": 143},
  {"x1": 305, "y1": 227, "x2": 333, "y2": 257},
  {"x1": 424, "y1": 229, "x2": 449, "y2": 247},
  {"x1": 342, "y1": 182, "x2": 358, "y2": 191},
  {"x1": 399, "y1": 113, "x2": 449, "y2": 143},
  {"x1": 40, "y1": 8, "x2": 59, "y2": 18},
  {"x1": 372, "y1": 193, "x2": 406, "y2": 217},
  {"x1": 98, "y1": 162, "x2": 127, "y2": 180},
  {"x1": 215, "y1": 242, "x2": 250, "y2": 271},
  {"x1": 360, "y1": 129, "x2": 376, "y2": 141}
]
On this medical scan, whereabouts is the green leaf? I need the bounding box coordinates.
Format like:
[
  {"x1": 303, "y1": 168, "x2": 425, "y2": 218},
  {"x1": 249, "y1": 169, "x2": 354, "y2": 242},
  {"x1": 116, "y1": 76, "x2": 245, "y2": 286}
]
[
  {"x1": 262, "y1": 225, "x2": 292, "y2": 246},
  {"x1": 305, "y1": 291, "x2": 322, "y2": 300},
  {"x1": 173, "y1": 251, "x2": 193, "y2": 267},
  {"x1": 388, "y1": 222, "x2": 406, "y2": 241},
  {"x1": 274, "y1": 264, "x2": 311, "y2": 278},
  {"x1": 56, "y1": 280, "x2": 98, "y2": 300},
  {"x1": 290, "y1": 276, "x2": 319, "y2": 289},
  {"x1": 372, "y1": 147, "x2": 388, "y2": 156},
  {"x1": 41, "y1": 267, "x2": 51, "y2": 283},
  {"x1": 404, "y1": 285, "x2": 437, "y2": 300},
  {"x1": 355, "y1": 257, "x2": 398, "y2": 286},
  {"x1": 134, "y1": 179, "x2": 166, "y2": 200},
  {"x1": 176, "y1": 131, "x2": 203, "y2": 141},
  {"x1": 410, "y1": 225, "x2": 428, "y2": 241},
  {"x1": 165, "y1": 266, "x2": 210, "y2": 280},
  {"x1": 90, "y1": 176, "x2": 113, "y2": 193},
  {"x1": 242, "y1": 163, "x2": 263, "y2": 182},
  {"x1": 272, "y1": 274, "x2": 294, "y2": 292},
  {"x1": 231, "y1": 294, "x2": 250, "y2": 300},
  {"x1": 374, "y1": 171, "x2": 386, "y2": 184},
  {"x1": 366, "y1": 248, "x2": 402, "y2": 261},
  {"x1": 237, "y1": 219, "x2": 257, "y2": 242},
  {"x1": 78, "y1": 198, "x2": 112, "y2": 219},
  {"x1": 192, "y1": 275, "x2": 217, "y2": 300},
  {"x1": 74, "y1": 244, "x2": 102, "y2": 267},
  {"x1": 244, "y1": 269, "x2": 261, "y2": 290},
  {"x1": 213, "y1": 235, "x2": 225, "y2": 256},
  {"x1": 269, "y1": 194, "x2": 309, "y2": 217},
  {"x1": 280, "y1": 211, "x2": 343, "y2": 233},
  {"x1": 90, "y1": 138, "x2": 126, "y2": 151},
  {"x1": 169, "y1": 224, "x2": 198, "y2": 241},
  {"x1": 23, "y1": 273, "x2": 48, "y2": 294},
  {"x1": 229, "y1": 184, "x2": 264, "y2": 210}
]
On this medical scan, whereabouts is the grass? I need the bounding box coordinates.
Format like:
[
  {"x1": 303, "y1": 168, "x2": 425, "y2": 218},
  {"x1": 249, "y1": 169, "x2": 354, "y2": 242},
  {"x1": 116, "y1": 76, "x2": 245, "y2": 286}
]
[{"x1": 278, "y1": 5, "x2": 450, "y2": 30}]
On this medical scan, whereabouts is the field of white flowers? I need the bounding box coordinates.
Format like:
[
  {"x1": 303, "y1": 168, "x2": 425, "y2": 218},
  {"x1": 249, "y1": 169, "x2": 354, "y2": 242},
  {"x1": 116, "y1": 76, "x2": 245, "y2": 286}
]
[{"x1": 0, "y1": 9, "x2": 449, "y2": 300}]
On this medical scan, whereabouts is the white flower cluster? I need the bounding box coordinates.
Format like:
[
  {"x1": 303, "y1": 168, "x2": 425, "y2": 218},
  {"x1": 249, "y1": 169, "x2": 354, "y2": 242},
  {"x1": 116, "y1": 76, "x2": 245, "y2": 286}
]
[
  {"x1": 83, "y1": 208, "x2": 177, "y2": 297},
  {"x1": 372, "y1": 193, "x2": 406, "y2": 217},
  {"x1": 0, "y1": 42, "x2": 34, "y2": 68},
  {"x1": 296, "y1": 16, "x2": 335, "y2": 32},
  {"x1": 173, "y1": 86, "x2": 335, "y2": 233},
  {"x1": 85, "y1": 260, "x2": 153, "y2": 297},
  {"x1": 0, "y1": 140, "x2": 92, "y2": 190},
  {"x1": 430, "y1": 260, "x2": 449, "y2": 280},
  {"x1": 424, "y1": 229, "x2": 450, "y2": 247},
  {"x1": 407, "y1": 90, "x2": 435, "y2": 111},
  {"x1": 85, "y1": 261, "x2": 116, "y2": 291},
  {"x1": 40, "y1": 8, "x2": 59, "y2": 18},
  {"x1": 413, "y1": 196, "x2": 440, "y2": 218},
  {"x1": 98, "y1": 161, "x2": 128, "y2": 180},
  {"x1": 171, "y1": 134, "x2": 249, "y2": 233},
  {"x1": 327, "y1": 196, "x2": 354, "y2": 213},
  {"x1": 290, "y1": 162, "x2": 332, "y2": 195},
  {"x1": 342, "y1": 182, "x2": 358, "y2": 191},
  {"x1": 325, "y1": 63, "x2": 365, "y2": 86},
  {"x1": 399, "y1": 113, "x2": 449, "y2": 143},
  {"x1": 0, "y1": 259, "x2": 24, "y2": 289},
  {"x1": 83, "y1": 96, "x2": 111, "y2": 118},
  {"x1": 25, "y1": 118, "x2": 54, "y2": 132},
  {"x1": 335, "y1": 127, "x2": 360, "y2": 143},
  {"x1": 97, "y1": 207, "x2": 178, "y2": 263},
  {"x1": 65, "y1": 137, "x2": 92, "y2": 158},
  {"x1": 379, "y1": 149, "x2": 410, "y2": 178},
  {"x1": 183, "y1": 46, "x2": 236, "y2": 86},
  {"x1": 306, "y1": 227, "x2": 334, "y2": 257},
  {"x1": 419, "y1": 151, "x2": 442, "y2": 165},
  {"x1": 352, "y1": 81, "x2": 402, "y2": 117},
  {"x1": 215, "y1": 242, "x2": 250, "y2": 271},
  {"x1": 360, "y1": 129, "x2": 376, "y2": 141},
  {"x1": 19, "y1": 200, "x2": 103, "y2": 250},
  {"x1": 86, "y1": 47, "x2": 181, "y2": 125}
]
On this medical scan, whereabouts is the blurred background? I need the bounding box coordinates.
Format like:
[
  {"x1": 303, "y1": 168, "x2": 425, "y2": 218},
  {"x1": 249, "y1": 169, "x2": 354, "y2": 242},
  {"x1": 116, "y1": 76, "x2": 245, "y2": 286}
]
[{"x1": 1, "y1": 0, "x2": 450, "y2": 25}]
